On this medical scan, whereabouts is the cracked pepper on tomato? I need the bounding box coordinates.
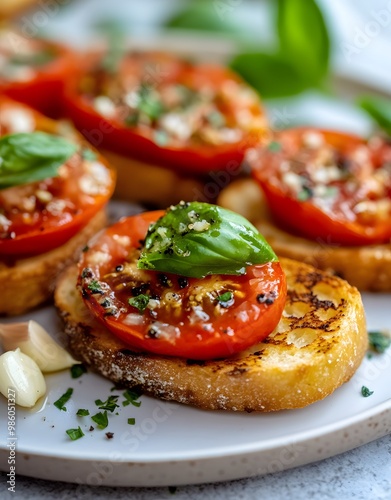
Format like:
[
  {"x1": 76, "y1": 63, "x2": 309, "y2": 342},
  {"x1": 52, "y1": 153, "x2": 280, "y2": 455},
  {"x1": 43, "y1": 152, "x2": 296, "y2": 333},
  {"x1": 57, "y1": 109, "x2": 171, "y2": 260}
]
[
  {"x1": 64, "y1": 51, "x2": 267, "y2": 175},
  {"x1": 0, "y1": 98, "x2": 115, "y2": 257},
  {"x1": 249, "y1": 128, "x2": 391, "y2": 246},
  {"x1": 0, "y1": 28, "x2": 77, "y2": 116},
  {"x1": 78, "y1": 202, "x2": 286, "y2": 359}
]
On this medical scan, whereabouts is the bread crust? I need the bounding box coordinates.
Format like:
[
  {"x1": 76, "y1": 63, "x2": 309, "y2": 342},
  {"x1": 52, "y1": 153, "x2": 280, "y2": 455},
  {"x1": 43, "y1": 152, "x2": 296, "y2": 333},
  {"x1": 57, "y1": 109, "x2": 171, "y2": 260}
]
[
  {"x1": 99, "y1": 149, "x2": 206, "y2": 207},
  {"x1": 55, "y1": 258, "x2": 367, "y2": 412},
  {"x1": 218, "y1": 179, "x2": 391, "y2": 292},
  {"x1": 0, "y1": 210, "x2": 106, "y2": 316}
]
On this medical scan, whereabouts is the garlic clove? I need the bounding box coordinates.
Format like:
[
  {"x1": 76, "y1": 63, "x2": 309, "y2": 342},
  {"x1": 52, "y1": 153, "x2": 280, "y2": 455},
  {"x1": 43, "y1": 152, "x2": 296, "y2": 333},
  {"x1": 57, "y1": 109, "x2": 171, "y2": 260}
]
[
  {"x1": 0, "y1": 348, "x2": 46, "y2": 408},
  {"x1": 0, "y1": 320, "x2": 79, "y2": 373}
]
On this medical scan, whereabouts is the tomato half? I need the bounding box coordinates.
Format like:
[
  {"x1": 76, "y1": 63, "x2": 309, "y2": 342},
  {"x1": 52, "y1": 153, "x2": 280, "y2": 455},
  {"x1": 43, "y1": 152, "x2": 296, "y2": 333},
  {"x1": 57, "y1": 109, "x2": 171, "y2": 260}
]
[
  {"x1": 250, "y1": 128, "x2": 391, "y2": 246},
  {"x1": 64, "y1": 51, "x2": 267, "y2": 175},
  {"x1": 78, "y1": 211, "x2": 286, "y2": 360},
  {"x1": 0, "y1": 99, "x2": 116, "y2": 257},
  {"x1": 0, "y1": 29, "x2": 78, "y2": 117}
]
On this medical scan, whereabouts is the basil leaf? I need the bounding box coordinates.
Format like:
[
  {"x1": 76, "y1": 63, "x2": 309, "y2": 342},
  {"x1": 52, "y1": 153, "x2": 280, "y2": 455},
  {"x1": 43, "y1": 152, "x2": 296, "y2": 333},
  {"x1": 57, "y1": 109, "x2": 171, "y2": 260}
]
[
  {"x1": 358, "y1": 96, "x2": 391, "y2": 136},
  {"x1": 0, "y1": 132, "x2": 77, "y2": 190},
  {"x1": 277, "y1": 0, "x2": 330, "y2": 85},
  {"x1": 8, "y1": 49, "x2": 56, "y2": 68},
  {"x1": 230, "y1": 51, "x2": 307, "y2": 98},
  {"x1": 138, "y1": 202, "x2": 277, "y2": 279},
  {"x1": 93, "y1": 19, "x2": 126, "y2": 74},
  {"x1": 164, "y1": 0, "x2": 244, "y2": 38}
]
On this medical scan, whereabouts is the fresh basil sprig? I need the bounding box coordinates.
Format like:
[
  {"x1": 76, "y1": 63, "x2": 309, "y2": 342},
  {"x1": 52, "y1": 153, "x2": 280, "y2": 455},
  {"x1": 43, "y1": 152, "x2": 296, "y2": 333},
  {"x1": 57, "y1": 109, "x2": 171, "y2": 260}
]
[
  {"x1": 358, "y1": 96, "x2": 391, "y2": 136},
  {"x1": 137, "y1": 202, "x2": 277, "y2": 279},
  {"x1": 0, "y1": 132, "x2": 78, "y2": 190}
]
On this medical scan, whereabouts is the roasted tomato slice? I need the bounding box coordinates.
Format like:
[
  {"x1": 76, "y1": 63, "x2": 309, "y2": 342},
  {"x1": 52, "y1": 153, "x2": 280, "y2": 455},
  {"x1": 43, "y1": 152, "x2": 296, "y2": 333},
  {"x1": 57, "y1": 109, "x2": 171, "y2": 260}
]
[
  {"x1": 78, "y1": 211, "x2": 286, "y2": 360},
  {"x1": 250, "y1": 128, "x2": 391, "y2": 246},
  {"x1": 0, "y1": 28, "x2": 77, "y2": 117},
  {"x1": 0, "y1": 99, "x2": 115, "y2": 257},
  {"x1": 64, "y1": 51, "x2": 267, "y2": 175}
]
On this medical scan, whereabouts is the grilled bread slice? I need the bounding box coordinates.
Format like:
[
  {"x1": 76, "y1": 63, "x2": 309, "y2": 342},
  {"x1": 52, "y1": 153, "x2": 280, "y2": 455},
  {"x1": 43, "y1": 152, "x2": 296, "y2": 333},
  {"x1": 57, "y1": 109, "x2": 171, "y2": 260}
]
[
  {"x1": 55, "y1": 257, "x2": 367, "y2": 412},
  {"x1": 0, "y1": 210, "x2": 106, "y2": 316},
  {"x1": 101, "y1": 149, "x2": 205, "y2": 207},
  {"x1": 218, "y1": 179, "x2": 391, "y2": 292}
]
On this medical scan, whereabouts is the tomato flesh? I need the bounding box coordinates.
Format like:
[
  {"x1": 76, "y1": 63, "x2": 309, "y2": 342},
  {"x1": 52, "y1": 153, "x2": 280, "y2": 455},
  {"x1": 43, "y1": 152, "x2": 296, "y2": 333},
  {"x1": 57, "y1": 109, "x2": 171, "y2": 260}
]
[
  {"x1": 0, "y1": 99, "x2": 115, "y2": 257},
  {"x1": 250, "y1": 128, "x2": 391, "y2": 246},
  {"x1": 0, "y1": 29, "x2": 77, "y2": 117},
  {"x1": 65, "y1": 51, "x2": 267, "y2": 175},
  {"x1": 78, "y1": 211, "x2": 286, "y2": 360}
]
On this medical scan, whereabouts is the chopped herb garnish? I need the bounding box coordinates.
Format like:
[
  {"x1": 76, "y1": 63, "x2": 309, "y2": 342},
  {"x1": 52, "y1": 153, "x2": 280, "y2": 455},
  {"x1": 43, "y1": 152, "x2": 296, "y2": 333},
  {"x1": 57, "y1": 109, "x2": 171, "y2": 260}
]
[
  {"x1": 76, "y1": 409, "x2": 90, "y2": 417},
  {"x1": 66, "y1": 426, "x2": 85, "y2": 441},
  {"x1": 122, "y1": 389, "x2": 142, "y2": 407},
  {"x1": 267, "y1": 141, "x2": 281, "y2": 152},
  {"x1": 153, "y1": 129, "x2": 169, "y2": 146},
  {"x1": 137, "y1": 84, "x2": 164, "y2": 121},
  {"x1": 368, "y1": 331, "x2": 391, "y2": 354},
  {"x1": 127, "y1": 418, "x2": 136, "y2": 425},
  {"x1": 54, "y1": 388, "x2": 73, "y2": 411},
  {"x1": 95, "y1": 395, "x2": 119, "y2": 413},
  {"x1": 206, "y1": 110, "x2": 225, "y2": 128},
  {"x1": 128, "y1": 294, "x2": 150, "y2": 314},
  {"x1": 71, "y1": 364, "x2": 87, "y2": 379},
  {"x1": 297, "y1": 186, "x2": 313, "y2": 201},
  {"x1": 217, "y1": 291, "x2": 234, "y2": 308},
  {"x1": 88, "y1": 280, "x2": 102, "y2": 294},
  {"x1": 92, "y1": 410, "x2": 109, "y2": 429},
  {"x1": 361, "y1": 386, "x2": 374, "y2": 398},
  {"x1": 82, "y1": 149, "x2": 97, "y2": 161}
]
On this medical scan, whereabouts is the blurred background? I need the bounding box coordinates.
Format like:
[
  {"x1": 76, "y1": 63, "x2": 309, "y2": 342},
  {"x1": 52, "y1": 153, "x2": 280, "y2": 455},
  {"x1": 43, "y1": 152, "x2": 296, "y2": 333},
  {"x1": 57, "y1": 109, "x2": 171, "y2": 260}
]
[{"x1": 4, "y1": 0, "x2": 391, "y2": 135}]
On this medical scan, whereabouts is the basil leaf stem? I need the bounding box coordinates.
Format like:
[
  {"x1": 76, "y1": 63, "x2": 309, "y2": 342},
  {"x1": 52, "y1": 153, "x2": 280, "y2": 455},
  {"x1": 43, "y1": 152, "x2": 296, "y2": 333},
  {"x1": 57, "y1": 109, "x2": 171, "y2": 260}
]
[{"x1": 0, "y1": 132, "x2": 77, "y2": 190}]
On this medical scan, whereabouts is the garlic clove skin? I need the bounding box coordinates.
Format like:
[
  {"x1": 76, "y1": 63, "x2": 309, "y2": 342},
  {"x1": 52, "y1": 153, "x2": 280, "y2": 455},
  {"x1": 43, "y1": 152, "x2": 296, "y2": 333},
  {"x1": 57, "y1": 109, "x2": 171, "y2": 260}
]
[
  {"x1": 0, "y1": 320, "x2": 79, "y2": 373},
  {"x1": 0, "y1": 348, "x2": 46, "y2": 408}
]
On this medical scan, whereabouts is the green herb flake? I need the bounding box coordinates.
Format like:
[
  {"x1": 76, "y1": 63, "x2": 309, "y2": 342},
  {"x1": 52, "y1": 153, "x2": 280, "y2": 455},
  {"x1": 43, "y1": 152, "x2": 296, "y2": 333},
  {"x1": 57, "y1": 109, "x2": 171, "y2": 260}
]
[
  {"x1": 128, "y1": 294, "x2": 150, "y2": 314},
  {"x1": 82, "y1": 149, "x2": 97, "y2": 161},
  {"x1": 54, "y1": 388, "x2": 73, "y2": 411},
  {"x1": 91, "y1": 410, "x2": 109, "y2": 429},
  {"x1": 127, "y1": 418, "x2": 136, "y2": 425},
  {"x1": 71, "y1": 364, "x2": 87, "y2": 379},
  {"x1": 66, "y1": 426, "x2": 85, "y2": 441},
  {"x1": 297, "y1": 186, "x2": 313, "y2": 202},
  {"x1": 267, "y1": 141, "x2": 282, "y2": 152},
  {"x1": 122, "y1": 389, "x2": 142, "y2": 408},
  {"x1": 361, "y1": 386, "x2": 374, "y2": 398},
  {"x1": 76, "y1": 409, "x2": 90, "y2": 417},
  {"x1": 206, "y1": 110, "x2": 225, "y2": 128},
  {"x1": 95, "y1": 395, "x2": 120, "y2": 413},
  {"x1": 88, "y1": 280, "x2": 102, "y2": 294},
  {"x1": 153, "y1": 129, "x2": 169, "y2": 146},
  {"x1": 368, "y1": 331, "x2": 391, "y2": 354},
  {"x1": 217, "y1": 291, "x2": 234, "y2": 307}
]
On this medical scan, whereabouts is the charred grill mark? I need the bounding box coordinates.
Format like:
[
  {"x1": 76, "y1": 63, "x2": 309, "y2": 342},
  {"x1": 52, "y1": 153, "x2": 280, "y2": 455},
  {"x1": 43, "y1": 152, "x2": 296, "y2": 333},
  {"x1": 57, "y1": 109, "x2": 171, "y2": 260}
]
[
  {"x1": 287, "y1": 290, "x2": 339, "y2": 310},
  {"x1": 228, "y1": 366, "x2": 248, "y2": 376}
]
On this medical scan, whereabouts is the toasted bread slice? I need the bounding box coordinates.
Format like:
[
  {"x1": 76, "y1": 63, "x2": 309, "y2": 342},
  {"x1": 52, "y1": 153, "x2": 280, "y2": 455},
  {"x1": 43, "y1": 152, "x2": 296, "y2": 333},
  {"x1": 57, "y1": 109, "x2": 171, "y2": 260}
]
[
  {"x1": 100, "y1": 149, "x2": 206, "y2": 207},
  {"x1": 55, "y1": 258, "x2": 367, "y2": 412},
  {"x1": 218, "y1": 179, "x2": 391, "y2": 292},
  {"x1": 0, "y1": 0, "x2": 38, "y2": 18},
  {"x1": 0, "y1": 210, "x2": 106, "y2": 316}
]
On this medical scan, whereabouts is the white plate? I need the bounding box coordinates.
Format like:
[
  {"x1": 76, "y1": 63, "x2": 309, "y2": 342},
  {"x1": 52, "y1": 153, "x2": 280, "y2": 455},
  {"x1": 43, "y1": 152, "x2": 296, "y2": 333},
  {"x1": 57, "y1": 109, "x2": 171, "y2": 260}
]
[{"x1": 0, "y1": 272, "x2": 390, "y2": 487}]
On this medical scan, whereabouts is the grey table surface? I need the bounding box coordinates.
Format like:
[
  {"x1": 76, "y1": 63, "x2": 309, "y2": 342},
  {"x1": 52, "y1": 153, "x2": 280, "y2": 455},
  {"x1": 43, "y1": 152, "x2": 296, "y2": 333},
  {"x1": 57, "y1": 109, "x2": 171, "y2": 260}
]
[{"x1": 1, "y1": 435, "x2": 391, "y2": 499}]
